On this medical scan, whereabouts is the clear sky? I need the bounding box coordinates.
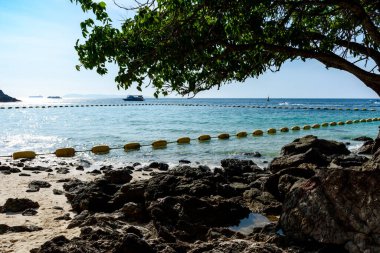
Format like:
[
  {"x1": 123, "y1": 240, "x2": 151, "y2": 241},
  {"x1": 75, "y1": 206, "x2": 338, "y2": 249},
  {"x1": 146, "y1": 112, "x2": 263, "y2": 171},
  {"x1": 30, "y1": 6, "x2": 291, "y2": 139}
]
[{"x1": 0, "y1": 0, "x2": 378, "y2": 99}]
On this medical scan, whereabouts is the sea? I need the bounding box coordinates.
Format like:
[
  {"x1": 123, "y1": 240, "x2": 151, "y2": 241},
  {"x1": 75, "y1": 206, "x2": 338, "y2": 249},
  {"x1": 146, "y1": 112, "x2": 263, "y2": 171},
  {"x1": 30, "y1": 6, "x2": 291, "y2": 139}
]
[{"x1": 1, "y1": 97, "x2": 379, "y2": 168}]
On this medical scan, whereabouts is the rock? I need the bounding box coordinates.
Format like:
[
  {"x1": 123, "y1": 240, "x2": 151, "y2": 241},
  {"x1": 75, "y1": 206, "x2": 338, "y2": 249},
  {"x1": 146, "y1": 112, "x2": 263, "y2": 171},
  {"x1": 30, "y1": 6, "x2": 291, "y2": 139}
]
[
  {"x1": 179, "y1": 159, "x2": 191, "y2": 164},
  {"x1": 331, "y1": 154, "x2": 369, "y2": 168},
  {"x1": 22, "y1": 208, "x2": 38, "y2": 216},
  {"x1": 23, "y1": 165, "x2": 50, "y2": 172},
  {"x1": 0, "y1": 165, "x2": 11, "y2": 171},
  {"x1": 281, "y1": 135, "x2": 350, "y2": 156},
  {"x1": 54, "y1": 213, "x2": 71, "y2": 221},
  {"x1": 76, "y1": 165, "x2": 84, "y2": 171},
  {"x1": 56, "y1": 167, "x2": 70, "y2": 174},
  {"x1": 10, "y1": 168, "x2": 21, "y2": 173},
  {"x1": 0, "y1": 90, "x2": 20, "y2": 102},
  {"x1": 280, "y1": 168, "x2": 380, "y2": 253},
  {"x1": 0, "y1": 224, "x2": 42, "y2": 234},
  {"x1": 357, "y1": 140, "x2": 374, "y2": 154},
  {"x1": 29, "y1": 180, "x2": 52, "y2": 189},
  {"x1": 1, "y1": 198, "x2": 39, "y2": 213},
  {"x1": 53, "y1": 189, "x2": 64, "y2": 195},
  {"x1": 353, "y1": 136, "x2": 374, "y2": 142},
  {"x1": 242, "y1": 152, "x2": 262, "y2": 157},
  {"x1": 87, "y1": 169, "x2": 101, "y2": 175},
  {"x1": 149, "y1": 162, "x2": 159, "y2": 168},
  {"x1": 19, "y1": 173, "x2": 31, "y2": 177},
  {"x1": 157, "y1": 163, "x2": 169, "y2": 171},
  {"x1": 26, "y1": 187, "x2": 40, "y2": 192},
  {"x1": 104, "y1": 169, "x2": 133, "y2": 184}
]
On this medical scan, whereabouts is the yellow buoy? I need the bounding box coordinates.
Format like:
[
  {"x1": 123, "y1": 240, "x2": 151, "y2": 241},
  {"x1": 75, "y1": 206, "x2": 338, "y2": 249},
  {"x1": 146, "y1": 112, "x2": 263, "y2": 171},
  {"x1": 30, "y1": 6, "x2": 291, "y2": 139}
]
[
  {"x1": 346, "y1": 120, "x2": 353, "y2": 124},
  {"x1": 124, "y1": 143, "x2": 141, "y2": 151},
  {"x1": 362, "y1": 108, "x2": 367, "y2": 111},
  {"x1": 360, "y1": 119, "x2": 367, "y2": 122},
  {"x1": 236, "y1": 132, "x2": 248, "y2": 138},
  {"x1": 337, "y1": 121, "x2": 345, "y2": 125},
  {"x1": 91, "y1": 145, "x2": 110, "y2": 154},
  {"x1": 372, "y1": 118, "x2": 378, "y2": 121},
  {"x1": 218, "y1": 133, "x2": 230, "y2": 139},
  {"x1": 353, "y1": 119, "x2": 360, "y2": 123},
  {"x1": 321, "y1": 123, "x2": 329, "y2": 127},
  {"x1": 13, "y1": 151, "x2": 36, "y2": 160},
  {"x1": 312, "y1": 124, "x2": 320, "y2": 129},
  {"x1": 267, "y1": 128, "x2": 276, "y2": 134},
  {"x1": 198, "y1": 135, "x2": 211, "y2": 141},
  {"x1": 252, "y1": 130, "x2": 264, "y2": 136},
  {"x1": 330, "y1": 122, "x2": 337, "y2": 126},
  {"x1": 152, "y1": 140, "x2": 167, "y2": 148},
  {"x1": 303, "y1": 125, "x2": 311, "y2": 130},
  {"x1": 177, "y1": 137, "x2": 191, "y2": 144},
  {"x1": 366, "y1": 119, "x2": 372, "y2": 122},
  {"x1": 353, "y1": 108, "x2": 359, "y2": 111},
  {"x1": 55, "y1": 148, "x2": 75, "y2": 157},
  {"x1": 280, "y1": 127, "x2": 289, "y2": 132},
  {"x1": 291, "y1": 126, "x2": 300, "y2": 131}
]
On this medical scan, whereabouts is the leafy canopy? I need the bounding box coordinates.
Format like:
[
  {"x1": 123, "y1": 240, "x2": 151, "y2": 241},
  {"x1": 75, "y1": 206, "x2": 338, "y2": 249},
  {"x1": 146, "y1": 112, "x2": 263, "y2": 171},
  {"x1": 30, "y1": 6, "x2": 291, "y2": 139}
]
[{"x1": 70, "y1": 0, "x2": 380, "y2": 97}]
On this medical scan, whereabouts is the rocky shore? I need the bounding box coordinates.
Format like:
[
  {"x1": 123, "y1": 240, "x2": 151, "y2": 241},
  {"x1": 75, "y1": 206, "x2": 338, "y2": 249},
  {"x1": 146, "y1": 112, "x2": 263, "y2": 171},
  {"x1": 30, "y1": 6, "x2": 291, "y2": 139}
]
[
  {"x1": 1, "y1": 134, "x2": 380, "y2": 252},
  {"x1": 0, "y1": 90, "x2": 20, "y2": 102}
]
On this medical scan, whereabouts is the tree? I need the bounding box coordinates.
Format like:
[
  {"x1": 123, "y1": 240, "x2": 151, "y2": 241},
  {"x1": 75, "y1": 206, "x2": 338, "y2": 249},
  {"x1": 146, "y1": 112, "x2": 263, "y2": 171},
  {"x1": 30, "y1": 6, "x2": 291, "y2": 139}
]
[{"x1": 70, "y1": 0, "x2": 380, "y2": 97}]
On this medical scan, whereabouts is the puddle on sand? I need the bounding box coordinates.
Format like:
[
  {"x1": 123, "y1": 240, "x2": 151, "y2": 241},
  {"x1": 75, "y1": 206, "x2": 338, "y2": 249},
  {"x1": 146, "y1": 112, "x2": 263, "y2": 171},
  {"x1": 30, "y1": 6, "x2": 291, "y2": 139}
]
[{"x1": 229, "y1": 213, "x2": 271, "y2": 235}]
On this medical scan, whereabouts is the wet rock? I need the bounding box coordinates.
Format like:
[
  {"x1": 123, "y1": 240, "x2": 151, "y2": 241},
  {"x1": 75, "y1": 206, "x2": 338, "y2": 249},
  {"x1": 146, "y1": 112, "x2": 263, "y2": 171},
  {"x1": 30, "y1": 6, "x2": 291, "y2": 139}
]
[
  {"x1": 1, "y1": 198, "x2": 39, "y2": 213},
  {"x1": 104, "y1": 169, "x2": 133, "y2": 184},
  {"x1": 87, "y1": 169, "x2": 102, "y2": 175},
  {"x1": 133, "y1": 162, "x2": 141, "y2": 167},
  {"x1": 353, "y1": 136, "x2": 373, "y2": 142},
  {"x1": 29, "y1": 180, "x2": 51, "y2": 189},
  {"x1": 22, "y1": 208, "x2": 38, "y2": 216},
  {"x1": 157, "y1": 163, "x2": 169, "y2": 171},
  {"x1": 242, "y1": 152, "x2": 262, "y2": 157},
  {"x1": 179, "y1": 159, "x2": 191, "y2": 164},
  {"x1": 0, "y1": 165, "x2": 11, "y2": 171},
  {"x1": 281, "y1": 168, "x2": 380, "y2": 253},
  {"x1": 357, "y1": 140, "x2": 374, "y2": 154},
  {"x1": 149, "y1": 162, "x2": 159, "y2": 168},
  {"x1": 100, "y1": 165, "x2": 113, "y2": 171},
  {"x1": 76, "y1": 165, "x2": 84, "y2": 171},
  {"x1": 331, "y1": 155, "x2": 369, "y2": 168}
]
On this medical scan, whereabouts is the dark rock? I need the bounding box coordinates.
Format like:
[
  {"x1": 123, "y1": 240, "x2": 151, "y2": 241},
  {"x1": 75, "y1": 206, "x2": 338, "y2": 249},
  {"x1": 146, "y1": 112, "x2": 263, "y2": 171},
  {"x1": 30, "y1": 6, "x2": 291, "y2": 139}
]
[
  {"x1": 281, "y1": 135, "x2": 350, "y2": 156},
  {"x1": 353, "y1": 136, "x2": 373, "y2": 142},
  {"x1": 331, "y1": 154, "x2": 369, "y2": 168},
  {"x1": 357, "y1": 140, "x2": 374, "y2": 154},
  {"x1": 0, "y1": 224, "x2": 42, "y2": 234},
  {"x1": 157, "y1": 163, "x2": 169, "y2": 171},
  {"x1": 100, "y1": 165, "x2": 113, "y2": 171},
  {"x1": 0, "y1": 165, "x2": 10, "y2": 171},
  {"x1": 281, "y1": 168, "x2": 380, "y2": 252},
  {"x1": 87, "y1": 169, "x2": 101, "y2": 175},
  {"x1": 76, "y1": 166, "x2": 84, "y2": 171},
  {"x1": 104, "y1": 169, "x2": 133, "y2": 184},
  {"x1": 52, "y1": 206, "x2": 64, "y2": 210},
  {"x1": 23, "y1": 165, "x2": 50, "y2": 172},
  {"x1": 26, "y1": 187, "x2": 40, "y2": 192},
  {"x1": 179, "y1": 159, "x2": 191, "y2": 164},
  {"x1": 10, "y1": 168, "x2": 21, "y2": 173},
  {"x1": 133, "y1": 162, "x2": 141, "y2": 167},
  {"x1": 1, "y1": 170, "x2": 11, "y2": 175},
  {"x1": 53, "y1": 189, "x2": 64, "y2": 195},
  {"x1": 242, "y1": 152, "x2": 262, "y2": 157},
  {"x1": 57, "y1": 178, "x2": 71, "y2": 183},
  {"x1": 54, "y1": 213, "x2": 71, "y2": 221},
  {"x1": 0, "y1": 90, "x2": 20, "y2": 102},
  {"x1": 1, "y1": 198, "x2": 39, "y2": 213},
  {"x1": 19, "y1": 173, "x2": 31, "y2": 177},
  {"x1": 56, "y1": 167, "x2": 70, "y2": 174},
  {"x1": 22, "y1": 208, "x2": 38, "y2": 216},
  {"x1": 149, "y1": 162, "x2": 159, "y2": 168},
  {"x1": 29, "y1": 180, "x2": 51, "y2": 189},
  {"x1": 16, "y1": 162, "x2": 24, "y2": 167}
]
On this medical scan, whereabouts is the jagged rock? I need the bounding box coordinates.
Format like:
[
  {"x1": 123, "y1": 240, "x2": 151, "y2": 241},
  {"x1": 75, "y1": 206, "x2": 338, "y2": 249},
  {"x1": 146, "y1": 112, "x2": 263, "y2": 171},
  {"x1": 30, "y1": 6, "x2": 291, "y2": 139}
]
[
  {"x1": 22, "y1": 208, "x2": 38, "y2": 216},
  {"x1": 353, "y1": 136, "x2": 374, "y2": 142},
  {"x1": 29, "y1": 180, "x2": 52, "y2": 189},
  {"x1": 357, "y1": 140, "x2": 374, "y2": 154},
  {"x1": 54, "y1": 213, "x2": 71, "y2": 221},
  {"x1": 53, "y1": 189, "x2": 64, "y2": 195},
  {"x1": 280, "y1": 168, "x2": 380, "y2": 253},
  {"x1": 179, "y1": 160, "x2": 191, "y2": 164},
  {"x1": 331, "y1": 155, "x2": 369, "y2": 168},
  {"x1": 0, "y1": 90, "x2": 20, "y2": 102},
  {"x1": 56, "y1": 167, "x2": 70, "y2": 174},
  {"x1": 1, "y1": 198, "x2": 39, "y2": 213},
  {"x1": 104, "y1": 169, "x2": 133, "y2": 184}
]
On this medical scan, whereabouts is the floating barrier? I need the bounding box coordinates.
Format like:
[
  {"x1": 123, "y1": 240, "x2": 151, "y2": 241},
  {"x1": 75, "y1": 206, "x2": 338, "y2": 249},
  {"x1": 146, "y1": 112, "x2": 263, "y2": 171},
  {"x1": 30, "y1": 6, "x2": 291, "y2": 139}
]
[
  {"x1": 55, "y1": 148, "x2": 75, "y2": 157},
  {"x1": 1, "y1": 116, "x2": 379, "y2": 160}
]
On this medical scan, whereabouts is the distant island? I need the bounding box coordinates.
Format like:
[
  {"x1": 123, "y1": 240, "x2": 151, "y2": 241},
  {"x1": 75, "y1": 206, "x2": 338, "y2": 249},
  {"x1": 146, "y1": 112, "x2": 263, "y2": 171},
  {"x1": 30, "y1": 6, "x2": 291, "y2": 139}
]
[{"x1": 0, "y1": 90, "x2": 20, "y2": 102}]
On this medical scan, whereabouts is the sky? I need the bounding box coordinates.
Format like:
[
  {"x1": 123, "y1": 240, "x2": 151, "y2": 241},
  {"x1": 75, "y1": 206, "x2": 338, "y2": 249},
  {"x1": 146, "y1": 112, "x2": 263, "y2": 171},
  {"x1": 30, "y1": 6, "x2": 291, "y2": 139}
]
[{"x1": 0, "y1": 0, "x2": 378, "y2": 99}]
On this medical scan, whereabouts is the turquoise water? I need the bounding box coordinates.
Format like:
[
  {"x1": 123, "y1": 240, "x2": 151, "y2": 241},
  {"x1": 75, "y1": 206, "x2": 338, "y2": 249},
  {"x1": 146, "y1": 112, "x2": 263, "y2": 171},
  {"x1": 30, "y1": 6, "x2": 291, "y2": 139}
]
[{"x1": 1, "y1": 98, "x2": 379, "y2": 166}]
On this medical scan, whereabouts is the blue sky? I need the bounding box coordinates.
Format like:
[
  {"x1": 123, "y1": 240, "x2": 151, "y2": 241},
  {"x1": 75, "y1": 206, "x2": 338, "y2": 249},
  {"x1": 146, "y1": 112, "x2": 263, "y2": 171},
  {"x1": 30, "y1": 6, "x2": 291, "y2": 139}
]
[{"x1": 0, "y1": 0, "x2": 378, "y2": 99}]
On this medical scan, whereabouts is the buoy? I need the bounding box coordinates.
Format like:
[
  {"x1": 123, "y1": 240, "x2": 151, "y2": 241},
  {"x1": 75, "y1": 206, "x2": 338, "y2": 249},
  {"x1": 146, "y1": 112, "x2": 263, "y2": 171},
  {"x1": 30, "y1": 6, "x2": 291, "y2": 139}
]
[
  {"x1": 312, "y1": 124, "x2": 320, "y2": 128},
  {"x1": 337, "y1": 121, "x2": 345, "y2": 125},
  {"x1": 124, "y1": 143, "x2": 141, "y2": 151},
  {"x1": 353, "y1": 108, "x2": 359, "y2": 111},
  {"x1": 370, "y1": 109, "x2": 376, "y2": 111},
  {"x1": 291, "y1": 126, "x2": 300, "y2": 131},
  {"x1": 280, "y1": 127, "x2": 289, "y2": 132},
  {"x1": 198, "y1": 135, "x2": 211, "y2": 141},
  {"x1": 372, "y1": 118, "x2": 378, "y2": 121},
  {"x1": 366, "y1": 119, "x2": 373, "y2": 122},
  {"x1": 55, "y1": 148, "x2": 75, "y2": 157},
  {"x1": 218, "y1": 133, "x2": 230, "y2": 139},
  {"x1": 346, "y1": 108, "x2": 351, "y2": 110},
  {"x1": 13, "y1": 151, "x2": 36, "y2": 160},
  {"x1": 362, "y1": 108, "x2": 367, "y2": 111},
  {"x1": 353, "y1": 119, "x2": 360, "y2": 123},
  {"x1": 346, "y1": 120, "x2": 353, "y2": 124},
  {"x1": 321, "y1": 123, "x2": 329, "y2": 127},
  {"x1": 252, "y1": 130, "x2": 264, "y2": 136},
  {"x1": 360, "y1": 119, "x2": 367, "y2": 122},
  {"x1": 91, "y1": 145, "x2": 110, "y2": 154},
  {"x1": 303, "y1": 125, "x2": 311, "y2": 130},
  {"x1": 152, "y1": 140, "x2": 167, "y2": 148},
  {"x1": 236, "y1": 132, "x2": 248, "y2": 138},
  {"x1": 177, "y1": 137, "x2": 191, "y2": 144},
  {"x1": 330, "y1": 122, "x2": 337, "y2": 126},
  {"x1": 267, "y1": 128, "x2": 276, "y2": 134}
]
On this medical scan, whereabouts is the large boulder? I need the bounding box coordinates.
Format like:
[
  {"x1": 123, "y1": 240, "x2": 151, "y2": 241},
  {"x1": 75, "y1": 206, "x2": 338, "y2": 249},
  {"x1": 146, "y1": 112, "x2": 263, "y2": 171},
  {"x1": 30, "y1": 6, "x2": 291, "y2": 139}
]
[
  {"x1": 0, "y1": 90, "x2": 20, "y2": 102},
  {"x1": 280, "y1": 168, "x2": 380, "y2": 253},
  {"x1": 1, "y1": 198, "x2": 39, "y2": 213}
]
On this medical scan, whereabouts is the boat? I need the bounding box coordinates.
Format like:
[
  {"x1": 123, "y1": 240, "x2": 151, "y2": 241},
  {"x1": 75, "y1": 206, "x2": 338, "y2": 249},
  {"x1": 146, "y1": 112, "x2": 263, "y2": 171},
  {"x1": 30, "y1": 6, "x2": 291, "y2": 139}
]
[
  {"x1": 123, "y1": 95, "x2": 144, "y2": 101},
  {"x1": 29, "y1": 95, "x2": 43, "y2": 98},
  {"x1": 47, "y1": 96, "x2": 62, "y2": 99}
]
